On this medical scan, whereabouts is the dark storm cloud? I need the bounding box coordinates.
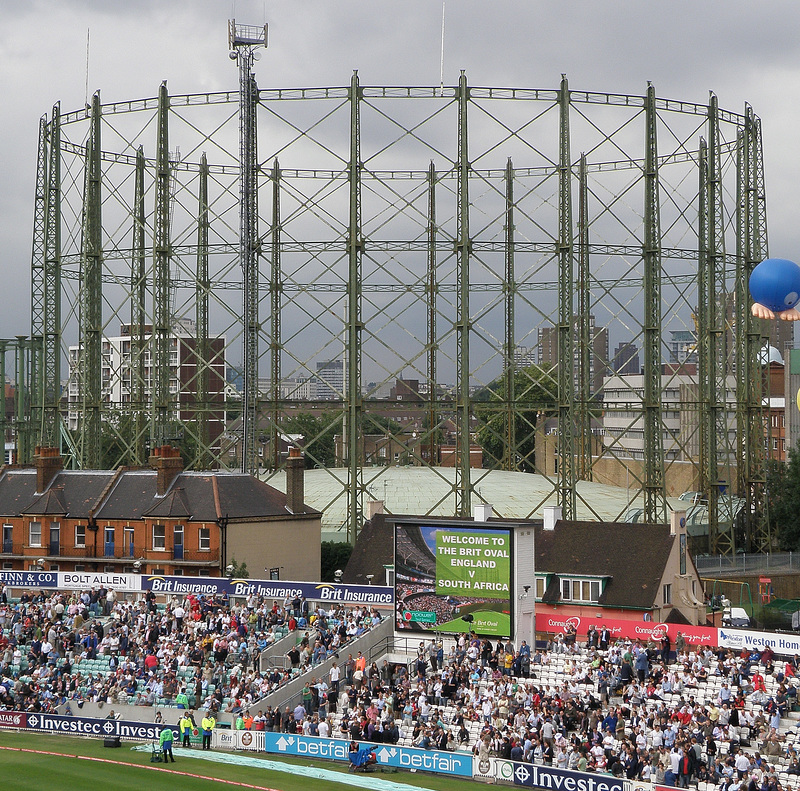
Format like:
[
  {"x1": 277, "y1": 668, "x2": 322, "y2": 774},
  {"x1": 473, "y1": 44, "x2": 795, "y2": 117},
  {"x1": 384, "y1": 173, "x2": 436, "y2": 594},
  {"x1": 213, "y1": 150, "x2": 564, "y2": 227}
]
[{"x1": 1, "y1": 0, "x2": 799, "y2": 337}]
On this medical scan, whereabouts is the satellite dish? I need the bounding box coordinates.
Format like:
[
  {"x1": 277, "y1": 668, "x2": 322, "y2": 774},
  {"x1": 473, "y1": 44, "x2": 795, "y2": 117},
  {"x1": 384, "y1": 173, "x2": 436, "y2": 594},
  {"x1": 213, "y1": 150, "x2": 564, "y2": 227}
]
[{"x1": 252, "y1": 51, "x2": 262, "y2": 61}]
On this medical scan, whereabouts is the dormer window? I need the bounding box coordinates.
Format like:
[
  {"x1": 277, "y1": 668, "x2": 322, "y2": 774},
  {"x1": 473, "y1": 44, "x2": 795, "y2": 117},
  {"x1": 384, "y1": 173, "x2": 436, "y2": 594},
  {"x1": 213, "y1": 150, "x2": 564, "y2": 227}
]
[{"x1": 560, "y1": 576, "x2": 603, "y2": 603}]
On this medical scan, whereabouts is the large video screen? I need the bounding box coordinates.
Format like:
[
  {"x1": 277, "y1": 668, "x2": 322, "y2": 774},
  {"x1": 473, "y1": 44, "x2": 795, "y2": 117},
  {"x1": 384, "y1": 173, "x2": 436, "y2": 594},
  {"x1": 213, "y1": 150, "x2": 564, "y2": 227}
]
[{"x1": 394, "y1": 520, "x2": 513, "y2": 638}]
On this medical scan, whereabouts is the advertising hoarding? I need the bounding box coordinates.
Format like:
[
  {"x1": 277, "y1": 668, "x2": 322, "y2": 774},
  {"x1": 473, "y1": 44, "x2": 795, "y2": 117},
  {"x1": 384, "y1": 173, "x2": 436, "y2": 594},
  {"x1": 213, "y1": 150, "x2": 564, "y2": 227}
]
[
  {"x1": 0, "y1": 711, "x2": 169, "y2": 742},
  {"x1": 717, "y1": 626, "x2": 800, "y2": 654},
  {"x1": 535, "y1": 613, "x2": 717, "y2": 645},
  {"x1": 504, "y1": 760, "x2": 626, "y2": 791},
  {"x1": 257, "y1": 732, "x2": 472, "y2": 776},
  {"x1": 141, "y1": 576, "x2": 393, "y2": 605},
  {"x1": 0, "y1": 569, "x2": 392, "y2": 606}
]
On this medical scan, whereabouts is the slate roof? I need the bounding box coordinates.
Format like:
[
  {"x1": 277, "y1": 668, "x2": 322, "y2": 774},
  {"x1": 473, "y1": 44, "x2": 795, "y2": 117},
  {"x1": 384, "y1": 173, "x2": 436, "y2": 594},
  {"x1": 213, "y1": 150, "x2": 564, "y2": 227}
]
[
  {"x1": 25, "y1": 485, "x2": 68, "y2": 516},
  {"x1": 143, "y1": 487, "x2": 192, "y2": 519},
  {"x1": 346, "y1": 512, "x2": 394, "y2": 585},
  {"x1": 345, "y1": 514, "x2": 676, "y2": 610},
  {"x1": 0, "y1": 467, "x2": 320, "y2": 522},
  {"x1": 534, "y1": 521, "x2": 674, "y2": 610},
  {"x1": 0, "y1": 470, "x2": 41, "y2": 515}
]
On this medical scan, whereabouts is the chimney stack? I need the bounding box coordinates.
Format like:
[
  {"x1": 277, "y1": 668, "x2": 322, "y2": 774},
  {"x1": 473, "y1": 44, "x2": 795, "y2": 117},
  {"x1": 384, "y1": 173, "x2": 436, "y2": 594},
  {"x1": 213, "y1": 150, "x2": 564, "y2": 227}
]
[
  {"x1": 543, "y1": 505, "x2": 562, "y2": 531},
  {"x1": 473, "y1": 502, "x2": 493, "y2": 522},
  {"x1": 670, "y1": 509, "x2": 686, "y2": 537},
  {"x1": 35, "y1": 446, "x2": 63, "y2": 493},
  {"x1": 285, "y1": 446, "x2": 305, "y2": 514},
  {"x1": 366, "y1": 499, "x2": 385, "y2": 520},
  {"x1": 149, "y1": 445, "x2": 184, "y2": 496}
]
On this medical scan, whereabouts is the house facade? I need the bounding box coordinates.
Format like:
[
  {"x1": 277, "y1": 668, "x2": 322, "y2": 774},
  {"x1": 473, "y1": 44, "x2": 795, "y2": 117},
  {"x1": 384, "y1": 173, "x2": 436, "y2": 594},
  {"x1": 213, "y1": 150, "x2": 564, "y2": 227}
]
[{"x1": 0, "y1": 445, "x2": 321, "y2": 581}]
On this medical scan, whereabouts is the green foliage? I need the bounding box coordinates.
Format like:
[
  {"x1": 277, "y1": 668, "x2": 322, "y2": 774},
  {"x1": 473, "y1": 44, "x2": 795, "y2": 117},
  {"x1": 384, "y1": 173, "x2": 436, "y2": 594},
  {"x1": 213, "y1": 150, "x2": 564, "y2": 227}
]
[
  {"x1": 281, "y1": 412, "x2": 338, "y2": 468},
  {"x1": 227, "y1": 557, "x2": 250, "y2": 578},
  {"x1": 320, "y1": 541, "x2": 354, "y2": 582},
  {"x1": 474, "y1": 364, "x2": 558, "y2": 473},
  {"x1": 770, "y1": 441, "x2": 800, "y2": 551}
]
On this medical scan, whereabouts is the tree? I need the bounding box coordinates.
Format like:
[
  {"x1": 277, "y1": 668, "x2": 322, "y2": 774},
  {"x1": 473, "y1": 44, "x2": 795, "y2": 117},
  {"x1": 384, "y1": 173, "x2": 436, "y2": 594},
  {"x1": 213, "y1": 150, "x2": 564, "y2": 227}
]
[
  {"x1": 320, "y1": 541, "x2": 353, "y2": 582},
  {"x1": 474, "y1": 364, "x2": 558, "y2": 473},
  {"x1": 282, "y1": 412, "x2": 338, "y2": 468},
  {"x1": 769, "y1": 441, "x2": 800, "y2": 550},
  {"x1": 227, "y1": 557, "x2": 250, "y2": 578}
]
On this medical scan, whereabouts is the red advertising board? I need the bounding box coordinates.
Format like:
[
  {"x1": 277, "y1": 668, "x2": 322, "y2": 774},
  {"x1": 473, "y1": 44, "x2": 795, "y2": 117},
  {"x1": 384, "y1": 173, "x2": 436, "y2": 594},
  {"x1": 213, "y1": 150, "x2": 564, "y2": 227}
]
[
  {"x1": 535, "y1": 612, "x2": 717, "y2": 646},
  {"x1": 0, "y1": 711, "x2": 27, "y2": 728}
]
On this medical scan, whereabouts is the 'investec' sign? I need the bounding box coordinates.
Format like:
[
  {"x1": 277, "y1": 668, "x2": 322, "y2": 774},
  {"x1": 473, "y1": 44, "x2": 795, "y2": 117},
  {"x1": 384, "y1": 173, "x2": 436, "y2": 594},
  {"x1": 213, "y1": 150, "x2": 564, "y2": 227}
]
[
  {"x1": 506, "y1": 761, "x2": 626, "y2": 791},
  {"x1": 0, "y1": 711, "x2": 168, "y2": 742}
]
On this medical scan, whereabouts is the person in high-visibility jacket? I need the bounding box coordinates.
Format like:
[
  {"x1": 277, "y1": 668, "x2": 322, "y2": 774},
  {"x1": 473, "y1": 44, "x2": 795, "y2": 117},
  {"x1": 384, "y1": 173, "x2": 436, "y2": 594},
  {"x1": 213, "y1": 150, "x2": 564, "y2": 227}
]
[
  {"x1": 159, "y1": 724, "x2": 175, "y2": 763},
  {"x1": 175, "y1": 687, "x2": 189, "y2": 709},
  {"x1": 179, "y1": 712, "x2": 193, "y2": 748},
  {"x1": 201, "y1": 712, "x2": 216, "y2": 750}
]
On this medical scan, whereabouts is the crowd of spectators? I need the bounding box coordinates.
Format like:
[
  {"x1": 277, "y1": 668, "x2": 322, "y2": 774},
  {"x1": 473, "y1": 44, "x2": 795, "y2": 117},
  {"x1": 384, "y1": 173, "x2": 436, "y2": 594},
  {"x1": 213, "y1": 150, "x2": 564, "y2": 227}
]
[
  {"x1": 254, "y1": 627, "x2": 800, "y2": 791},
  {"x1": 0, "y1": 584, "x2": 382, "y2": 718},
  {"x1": 5, "y1": 581, "x2": 800, "y2": 791}
]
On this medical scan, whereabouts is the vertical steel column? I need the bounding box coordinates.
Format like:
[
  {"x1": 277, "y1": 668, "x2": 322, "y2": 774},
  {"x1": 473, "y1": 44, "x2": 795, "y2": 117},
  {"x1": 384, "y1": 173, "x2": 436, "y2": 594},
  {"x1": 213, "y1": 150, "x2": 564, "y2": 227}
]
[
  {"x1": 42, "y1": 104, "x2": 62, "y2": 449},
  {"x1": 735, "y1": 128, "x2": 749, "y2": 547},
  {"x1": 196, "y1": 153, "x2": 210, "y2": 469},
  {"x1": 427, "y1": 162, "x2": 439, "y2": 467},
  {"x1": 744, "y1": 107, "x2": 770, "y2": 551},
  {"x1": 503, "y1": 158, "x2": 516, "y2": 471},
  {"x1": 643, "y1": 84, "x2": 667, "y2": 524},
  {"x1": 697, "y1": 138, "x2": 711, "y2": 548},
  {"x1": 269, "y1": 158, "x2": 282, "y2": 471},
  {"x1": 577, "y1": 153, "x2": 592, "y2": 480},
  {"x1": 750, "y1": 114, "x2": 769, "y2": 268},
  {"x1": 0, "y1": 342, "x2": 6, "y2": 459},
  {"x1": 153, "y1": 82, "x2": 172, "y2": 450},
  {"x1": 81, "y1": 92, "x2": 103, "y2": 469},
  {"x1": 557, "y1": 75, "x2": 576, "y2": 518},
  {"x1": 15, "y1": 338, "x2": 31, "y2": 464},
  {"x1": 30, "y1": 115, "x2": 48, "y2": 446},
  {"x1": 705, "y1": 94, "x2": 734, "y2": 555},
  {"x1": 132, "y1": 146, "x2": 147, "y2": 466},
  {"x1": 239, "y1": 64, "x2": 260, "y2": 474},
  {"x1": 346, "y1": 71, "x2": 364, "y2": 544},
  {"x1": 455, "y1": 71, "x2": 472, "y2": 516}
]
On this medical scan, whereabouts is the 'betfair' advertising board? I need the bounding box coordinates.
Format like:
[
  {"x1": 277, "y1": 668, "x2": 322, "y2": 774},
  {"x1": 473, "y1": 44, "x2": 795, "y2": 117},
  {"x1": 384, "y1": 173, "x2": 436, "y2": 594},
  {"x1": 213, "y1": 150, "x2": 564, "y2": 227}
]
[{"x1": 394, "y1": 520, "x2": 513, "y2": 638}]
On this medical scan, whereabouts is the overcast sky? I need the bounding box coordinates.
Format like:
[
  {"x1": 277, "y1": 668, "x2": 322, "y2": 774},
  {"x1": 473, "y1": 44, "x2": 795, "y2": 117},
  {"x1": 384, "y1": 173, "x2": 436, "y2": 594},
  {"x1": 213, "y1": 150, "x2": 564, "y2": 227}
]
[{"x1": 2, "y1": 0, "x2": 800, "y2": 342}]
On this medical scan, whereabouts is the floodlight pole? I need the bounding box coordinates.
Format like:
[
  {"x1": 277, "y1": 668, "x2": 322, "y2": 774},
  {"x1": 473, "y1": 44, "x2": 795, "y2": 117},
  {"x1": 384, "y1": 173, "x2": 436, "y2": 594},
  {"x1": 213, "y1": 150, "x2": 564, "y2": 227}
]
[{"x1": 229, "y1": 20, "x2": 267, "y2": 474}]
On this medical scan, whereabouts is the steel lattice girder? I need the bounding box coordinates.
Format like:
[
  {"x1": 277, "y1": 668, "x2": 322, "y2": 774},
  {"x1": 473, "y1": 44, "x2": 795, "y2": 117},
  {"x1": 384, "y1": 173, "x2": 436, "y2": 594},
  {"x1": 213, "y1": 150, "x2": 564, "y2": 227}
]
[{"x1": 30, "y1": 78, "x2": 771, "y2": 548}]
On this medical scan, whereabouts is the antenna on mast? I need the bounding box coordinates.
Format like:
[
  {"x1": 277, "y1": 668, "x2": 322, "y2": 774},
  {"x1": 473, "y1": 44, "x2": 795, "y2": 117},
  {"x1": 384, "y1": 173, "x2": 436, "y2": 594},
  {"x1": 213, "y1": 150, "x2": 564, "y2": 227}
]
[
  {"x1": 84, "y1": 28, "x2": 90, "y2": 107},
  {"x1": 439, "y1": 1, "x2": 446, "y2": 94}
]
